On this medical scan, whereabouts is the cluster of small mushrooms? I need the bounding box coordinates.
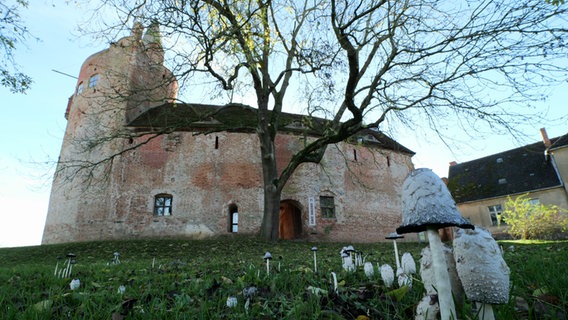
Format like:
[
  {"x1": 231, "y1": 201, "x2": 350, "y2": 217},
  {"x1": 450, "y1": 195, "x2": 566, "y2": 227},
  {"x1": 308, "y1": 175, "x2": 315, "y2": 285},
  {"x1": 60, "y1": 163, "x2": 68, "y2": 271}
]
[{"x1": 397, "y1": 168, "x2": 510, "y2": 320}]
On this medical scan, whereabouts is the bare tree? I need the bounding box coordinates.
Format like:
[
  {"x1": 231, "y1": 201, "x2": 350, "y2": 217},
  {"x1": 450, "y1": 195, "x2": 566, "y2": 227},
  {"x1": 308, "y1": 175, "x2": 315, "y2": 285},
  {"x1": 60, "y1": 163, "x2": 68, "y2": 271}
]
[
  {"x1": 0, "y1": 0, "x2": 33, "y2": 93},
  {"x1": 73, "y1": 0, "x2": 567, "y2": 240}
]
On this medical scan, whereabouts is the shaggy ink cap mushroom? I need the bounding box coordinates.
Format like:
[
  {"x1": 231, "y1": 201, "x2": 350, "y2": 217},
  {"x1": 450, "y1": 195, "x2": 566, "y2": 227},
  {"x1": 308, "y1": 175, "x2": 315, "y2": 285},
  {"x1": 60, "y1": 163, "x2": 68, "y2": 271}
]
[
  {"x1": 311, "y1": 246, "x2": 318, "y2": 251},
  {"x1": 453, "y1": 227, "x2": 510, "y2": 305},
  {"x1": 396, "y1": 168, "x2": 474, "y2": 234},
  {"x1": 396, "y1": 168, "x2": 471, "y2": 320},
  {"x1": 263, "y1": 252, "x2": 272, "y2": 260}
]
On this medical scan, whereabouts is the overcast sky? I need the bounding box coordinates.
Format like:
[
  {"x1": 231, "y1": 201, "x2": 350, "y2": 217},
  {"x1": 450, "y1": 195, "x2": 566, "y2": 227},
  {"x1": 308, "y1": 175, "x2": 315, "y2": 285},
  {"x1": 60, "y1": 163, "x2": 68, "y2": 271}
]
[{"x1": 0, "y1": 1, "x2": 566, "y2": 247}]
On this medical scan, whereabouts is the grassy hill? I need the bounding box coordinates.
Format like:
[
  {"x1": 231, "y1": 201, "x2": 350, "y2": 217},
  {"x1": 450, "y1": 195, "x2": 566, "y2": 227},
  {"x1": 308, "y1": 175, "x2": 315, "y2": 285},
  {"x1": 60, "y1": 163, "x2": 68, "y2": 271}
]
[{"x1": 1, "y1": 236, "x2": 566, "y2": 319}]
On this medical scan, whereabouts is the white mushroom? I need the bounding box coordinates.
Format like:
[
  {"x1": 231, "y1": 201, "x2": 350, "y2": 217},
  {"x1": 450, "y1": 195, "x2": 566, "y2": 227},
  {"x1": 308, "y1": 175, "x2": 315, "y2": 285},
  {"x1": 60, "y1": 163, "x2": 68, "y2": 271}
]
[
  {"x1": 419, "y1": 245, "x2": 464, "y2": 304},
  {"x1": 331, "y1": 272, "x2": 338, "y2": 293},
  {"x1": 69, "y1": 278, "x2": 80, "y2": 290},
  {"x1": 401, "y1": 252, "x2": 416, "y2": 275},
  {"x1": 343, "y1": 245, "x2": 356, "y2": 266},
  {"x1": 363, "y1": 262, "x2": 374, "y2": 278},
  {"x1": 341, "y1": 252, "x2": 355, "y2": 272},
  {"x1": 415, "y1": 294, "x2": 440, "y2": 320},
  {"x1": 379, "y1": 264, "x2": 395, "y2": 288},
  {"x1": 226, "y1": 296, "x2": 237, "y2": 308},
  {"x1": 113, "y1": 252, "x2": 121, "y2": 264},
  {"x1": 397, "y1": 268, "x2": 412, "y2": 288},
  {"x1": 355, "y1": 250, "x2": 363, "y2": 267},
  {"x1": 263, "y1": 252, "x2": 272, "y2": 275},
  {"x1": 453, "y1": 227, "x2": 510, "y2": 320},
  {"x1": 54, "y1": 256, "x2": 62, "y2": 277},
  {"x1": 396, "y1": 168, "x2": 474, "y2": 320},
  {"x1": 385, "y1": 232, "x2": 404, "y2": 270}
]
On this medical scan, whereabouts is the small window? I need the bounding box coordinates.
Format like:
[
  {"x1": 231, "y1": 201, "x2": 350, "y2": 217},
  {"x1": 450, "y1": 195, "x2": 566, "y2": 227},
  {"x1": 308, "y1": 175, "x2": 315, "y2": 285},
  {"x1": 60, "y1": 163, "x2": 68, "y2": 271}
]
[
  {"x1": 76, "y1": 82, "x2": 84, "y2": 95},
  {"x1": 154, "y1": 194, "x2": 172, "y2": 216},
  {"x1": 487, "y1": 204, "x2": 503, "y2": 226},
  {"x1": 88, "y1": 74, "x2": 99, "y2": 88},
  {"x1": 228, "y1": 204, "x2": 238, "y2": 232},
  {"x1": 496, "y1": 157, "x2": 503, "y2": 163},
  {"x1": 498, "y1": 178, "x2": 507, "y2": 185},
  {"x1": 231, "y1": 212, "x2": 238, "y2": 232},
  {"x1": 320, "y1": 196, "x2": 336, "y2": 218}
]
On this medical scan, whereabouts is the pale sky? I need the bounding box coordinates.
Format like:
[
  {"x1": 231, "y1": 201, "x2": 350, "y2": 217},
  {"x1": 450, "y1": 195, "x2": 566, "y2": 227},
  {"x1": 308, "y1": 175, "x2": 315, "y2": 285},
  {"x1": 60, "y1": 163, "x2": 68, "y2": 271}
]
[{"x1": 0, "y1": 1, "x2": 566, "y2": 247}]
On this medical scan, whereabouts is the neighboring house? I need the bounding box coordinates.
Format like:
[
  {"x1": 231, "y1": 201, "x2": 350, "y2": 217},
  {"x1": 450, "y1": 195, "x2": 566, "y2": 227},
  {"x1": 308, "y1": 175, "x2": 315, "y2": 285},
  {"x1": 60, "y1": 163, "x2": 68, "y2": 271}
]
[
  {"x1": 447, "y1": 129, "x2": 568, "y2": 232},
  {"x1": 42, "y1": 23, "x2": 415, "y2": 245}
]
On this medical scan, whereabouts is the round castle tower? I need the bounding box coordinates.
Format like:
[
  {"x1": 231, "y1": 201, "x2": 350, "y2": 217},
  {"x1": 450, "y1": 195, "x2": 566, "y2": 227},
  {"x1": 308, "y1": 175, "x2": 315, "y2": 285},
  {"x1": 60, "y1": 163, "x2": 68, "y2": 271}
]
[{"x1": 43, "y1": 23, "x2": 178, "y2": 244}]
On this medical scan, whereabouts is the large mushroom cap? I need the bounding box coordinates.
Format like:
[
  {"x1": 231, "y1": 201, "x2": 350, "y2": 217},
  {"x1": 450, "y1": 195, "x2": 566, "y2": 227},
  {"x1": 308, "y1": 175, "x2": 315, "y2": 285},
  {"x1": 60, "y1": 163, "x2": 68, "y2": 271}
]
[
  {"x1": 453, "y1": 227, "x2": 510, "y2": 304},
  {"x1": 385, "y1": 232, "x2": 404, "y2": 240},
  {"x1": 396, "y1": 168, "x2": 473, "y2": 234}
]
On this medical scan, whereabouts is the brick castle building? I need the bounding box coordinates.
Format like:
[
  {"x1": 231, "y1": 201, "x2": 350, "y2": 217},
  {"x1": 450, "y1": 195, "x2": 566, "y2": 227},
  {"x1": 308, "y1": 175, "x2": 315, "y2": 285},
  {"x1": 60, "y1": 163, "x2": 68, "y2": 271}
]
[{"x1": 42, "y1": 24, "x2": 415, "y2": 244}]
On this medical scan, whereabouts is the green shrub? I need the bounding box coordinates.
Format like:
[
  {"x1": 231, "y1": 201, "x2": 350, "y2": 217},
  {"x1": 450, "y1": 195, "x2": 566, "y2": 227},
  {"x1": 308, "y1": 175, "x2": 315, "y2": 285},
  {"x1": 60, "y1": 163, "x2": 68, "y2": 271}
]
[{"x1": 502, "y1": 194, "x2": 568, "y2": 240}]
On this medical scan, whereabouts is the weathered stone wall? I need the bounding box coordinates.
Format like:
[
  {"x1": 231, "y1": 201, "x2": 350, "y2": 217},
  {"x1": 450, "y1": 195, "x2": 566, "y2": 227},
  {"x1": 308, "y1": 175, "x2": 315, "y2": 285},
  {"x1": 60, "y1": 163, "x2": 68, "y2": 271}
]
[{"x1": 45, "y1": 124, "x2": 414, "y2": 244}]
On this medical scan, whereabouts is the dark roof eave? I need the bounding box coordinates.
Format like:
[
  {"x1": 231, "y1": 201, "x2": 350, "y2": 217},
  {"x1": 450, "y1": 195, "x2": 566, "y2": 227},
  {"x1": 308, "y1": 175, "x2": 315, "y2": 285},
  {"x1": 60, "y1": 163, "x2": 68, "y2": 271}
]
[
  {"x1": 454, "y1": 184, "x2": 565, "y2": 204},
  {"x1": 127, "y1": 102, "x2": 415, "y2": 155}
]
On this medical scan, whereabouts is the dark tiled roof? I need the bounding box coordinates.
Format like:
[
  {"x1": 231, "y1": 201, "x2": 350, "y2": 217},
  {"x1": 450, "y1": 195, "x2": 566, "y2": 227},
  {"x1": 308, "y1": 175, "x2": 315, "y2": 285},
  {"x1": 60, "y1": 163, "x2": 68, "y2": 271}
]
[
  {"x1": 550, "y1": 133, "x2": 568, "y2": 151},
  {"x1": 127, "y1": 102, "x2": 415, "y2": 154},
  {"x1": 447, "y1": 134, "x2": 568, "y2": 203}
]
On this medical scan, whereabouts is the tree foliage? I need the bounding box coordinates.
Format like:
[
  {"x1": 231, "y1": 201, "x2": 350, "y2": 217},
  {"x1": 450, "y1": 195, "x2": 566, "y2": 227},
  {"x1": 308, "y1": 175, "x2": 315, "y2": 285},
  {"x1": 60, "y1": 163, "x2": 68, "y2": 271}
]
[
  {"x1": 502, "y1": 194, "x2": 568, "y2": 240},
  {"x1": 0, "y1": 0, "x2": 33, "y2": 93},
  {"x1": 72, "y1": 0, "x2": 568, "y2": 239}
]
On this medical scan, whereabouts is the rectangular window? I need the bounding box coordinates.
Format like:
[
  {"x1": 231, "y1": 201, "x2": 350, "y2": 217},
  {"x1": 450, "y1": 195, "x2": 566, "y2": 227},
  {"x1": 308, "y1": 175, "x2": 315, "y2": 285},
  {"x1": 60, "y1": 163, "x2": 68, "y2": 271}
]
[
  {"x1": 154, "y1": 194, "x2": 172, "y2": 216},
  {"x1": 76, "y1": 82, "x2": 83, "y2": 95},
  {"x1": 320, "y1": 196, "x2": 336, "y2": 218},
  {"x1": 88, "y1": 74, "x2": 99, "y2": 88},
  {"x1": 231, "y1": 212, "x2": 238, "y2": 232},
  {"x1": 487, "y1": 204, "x2": 503, "y2": 226}
]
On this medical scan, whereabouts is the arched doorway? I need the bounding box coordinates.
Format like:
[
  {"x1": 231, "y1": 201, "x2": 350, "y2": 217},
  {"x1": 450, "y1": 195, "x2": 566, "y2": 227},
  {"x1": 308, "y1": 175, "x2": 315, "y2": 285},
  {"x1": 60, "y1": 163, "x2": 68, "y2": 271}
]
[{"x1": 279, "y1": 200, "x2": 302, "y2": 240}]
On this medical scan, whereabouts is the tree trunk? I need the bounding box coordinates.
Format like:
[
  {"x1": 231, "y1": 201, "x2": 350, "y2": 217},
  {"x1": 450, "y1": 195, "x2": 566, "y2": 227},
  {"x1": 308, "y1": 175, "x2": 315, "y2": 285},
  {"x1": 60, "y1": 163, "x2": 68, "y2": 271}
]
[{"x1": 258, "y1": 130, "x2": 281, "y2": 240}]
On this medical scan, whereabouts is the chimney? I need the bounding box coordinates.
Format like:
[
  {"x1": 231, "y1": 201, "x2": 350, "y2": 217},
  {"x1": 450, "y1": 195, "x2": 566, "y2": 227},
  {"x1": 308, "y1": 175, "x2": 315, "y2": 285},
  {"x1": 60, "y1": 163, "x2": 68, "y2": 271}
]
[
  {"x1": 449, "y1": 161, "x2": 458, "y2": 166},
  {"x1": 540, "y1": 128, "x2": 552, "y2": 148}
]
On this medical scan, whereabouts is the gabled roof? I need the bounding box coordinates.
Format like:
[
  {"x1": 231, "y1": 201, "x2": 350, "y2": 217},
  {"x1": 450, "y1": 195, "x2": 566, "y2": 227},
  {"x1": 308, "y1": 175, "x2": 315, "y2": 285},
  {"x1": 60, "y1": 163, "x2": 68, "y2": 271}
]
[
  {"x1": 447, "y1": 134, "x2": 568, "y2": 203},
  {"x1": 127, "y1": 102, "x2": 415, "y2": 155}
]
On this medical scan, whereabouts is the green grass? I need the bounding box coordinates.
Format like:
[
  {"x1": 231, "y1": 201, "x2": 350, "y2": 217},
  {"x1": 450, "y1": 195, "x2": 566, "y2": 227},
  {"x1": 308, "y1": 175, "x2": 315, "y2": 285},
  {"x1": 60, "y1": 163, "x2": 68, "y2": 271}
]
[{"x1": 0, "y1": 236, "x2": 566, "y2": 319}]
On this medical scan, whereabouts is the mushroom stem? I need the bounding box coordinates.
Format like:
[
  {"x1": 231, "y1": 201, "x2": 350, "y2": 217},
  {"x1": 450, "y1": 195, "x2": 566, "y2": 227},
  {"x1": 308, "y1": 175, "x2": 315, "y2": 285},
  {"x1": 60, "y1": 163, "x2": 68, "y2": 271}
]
[
  {"x1": 313, "y1": 251, "x2": 318, "y2": 273},
  {"x1": 478, "y1": 303, "x2": 495, "y2": 320},
  {"x1": 392, "y1": 239, "x2": 401, "y2": 270},
  {"x1": 266, "y1": 259, "x2": 270, "y2": 275},
  {"x1": 427, "y1": 228, "x2": 456, "y2": 320},
  {"x1": 331, "y1": 272, "x2": 338, "y2": 293}
]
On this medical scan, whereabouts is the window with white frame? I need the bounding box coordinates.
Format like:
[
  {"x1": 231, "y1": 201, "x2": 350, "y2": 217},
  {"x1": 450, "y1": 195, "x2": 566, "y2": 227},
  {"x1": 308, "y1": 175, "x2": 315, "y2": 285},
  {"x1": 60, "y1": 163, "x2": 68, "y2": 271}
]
[
  {"x1": 487, "y1": 204, "x2": 503, "y2": 226},
  {"x1": 154, "y1": 194, "x2": 172, "y2": 216}
]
